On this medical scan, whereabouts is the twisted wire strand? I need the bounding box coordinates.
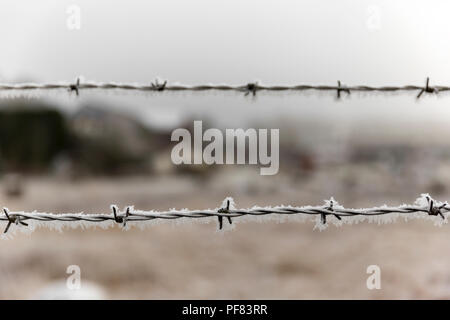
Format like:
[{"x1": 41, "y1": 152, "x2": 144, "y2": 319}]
[
  {"x1": 0, "y1": 194, "x2": 447, "y2": 236},
  {"x1": 0, "y1": 77, "x2": 446, "y2": 98}
]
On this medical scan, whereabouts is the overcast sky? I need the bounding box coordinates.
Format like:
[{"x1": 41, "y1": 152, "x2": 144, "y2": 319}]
[{"x1": 1, "y1": 0, "x2": 450, "y2": 141}]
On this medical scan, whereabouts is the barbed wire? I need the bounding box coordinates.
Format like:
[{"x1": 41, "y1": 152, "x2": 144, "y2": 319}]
[
  {"x1": 0, "y1": 77, "x2": 446, "y2": 99},
  {"x1": 0, "y1": 194, "x2": 448, "y2": 237}
]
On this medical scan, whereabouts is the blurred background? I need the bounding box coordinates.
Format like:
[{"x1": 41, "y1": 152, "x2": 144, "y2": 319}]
[{"x1": 1, "y1": 0, "x2": 450, "y2": 299}]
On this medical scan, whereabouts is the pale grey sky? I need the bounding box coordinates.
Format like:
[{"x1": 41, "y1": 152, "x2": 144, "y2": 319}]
[
  {"x1": 1, "y1": 0, "x2": 450, "y2": 140},
  {"x1": 2, "y1": 0, "x2": 450, "y2": 82}
]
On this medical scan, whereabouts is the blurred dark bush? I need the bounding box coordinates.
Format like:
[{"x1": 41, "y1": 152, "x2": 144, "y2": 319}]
[
  {"x1": 0, "y1": 100, "x2": 172, "y2": 176},
  {"x1": 0, "y1": 102, "x2": 70, "y2": 172}
]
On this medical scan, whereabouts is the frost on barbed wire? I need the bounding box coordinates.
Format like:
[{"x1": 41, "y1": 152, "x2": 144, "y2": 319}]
[{"x1": 0, "y1": 194, "x2": 449, "y2": 239}]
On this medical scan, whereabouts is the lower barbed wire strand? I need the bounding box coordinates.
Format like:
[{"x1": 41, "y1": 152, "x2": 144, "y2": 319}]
[{"x1": 0, "y1": 193, "x2": 449, "y2": 237}]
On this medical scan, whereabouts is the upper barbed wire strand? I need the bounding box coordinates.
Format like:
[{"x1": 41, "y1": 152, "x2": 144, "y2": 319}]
[{"x1": 0, "y1": 77, "x2": 446, "y2": 98}]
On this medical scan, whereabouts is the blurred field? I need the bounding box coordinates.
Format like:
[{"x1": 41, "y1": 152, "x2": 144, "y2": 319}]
[
  {"x1": 1, "y1": 171, "x2": 450, "y2": 299},
  {"x1": 4, "y1": 0, "x2": 450, "y2": 301}
]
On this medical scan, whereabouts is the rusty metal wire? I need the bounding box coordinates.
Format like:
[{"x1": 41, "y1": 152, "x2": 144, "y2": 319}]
[
  {"x1": 0, "y1": 77, "x2": 446, "y2": 99},
  {"x1": 0, "y1": 194, "x2": 447, "y2": 235}
]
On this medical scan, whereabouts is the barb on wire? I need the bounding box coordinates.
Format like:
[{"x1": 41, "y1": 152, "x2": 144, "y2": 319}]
[
  {"x1": 68, "y1": 77, "x2": 80, "y2": 96},
  {"x1": 417, "y1": 77, "x2": 438, "y2": 99},
  {"x1": 217, "y1": 198, "x2": 233, "y2": 230},
  {"x1": 0, "y1": 78, "x2": 449, "y2": 99},
  {"x1": 151, "y1": 79, "x2": 167, "y2": 91},
  {"x1": 244, "y1": 82, "x2": 258, "y2": 97},
  {"x1": 321, "y1": 197, "x2": 342, "y2": 224},
  {"x1": 111, "y1": 205, "x2": 130, "y2": 227},
  {"x1": 3, "y1": 208, "x2": 28, "y2": 234},
  {"x1": 425, "y1": 195, "x2": 446, "y2": 219},
  {"x1": 0, "y1": 193, "x2": 448, "y2": 237},
  {"x1": 336, "y1": 81, "x2": 350, "y2": 99}
]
